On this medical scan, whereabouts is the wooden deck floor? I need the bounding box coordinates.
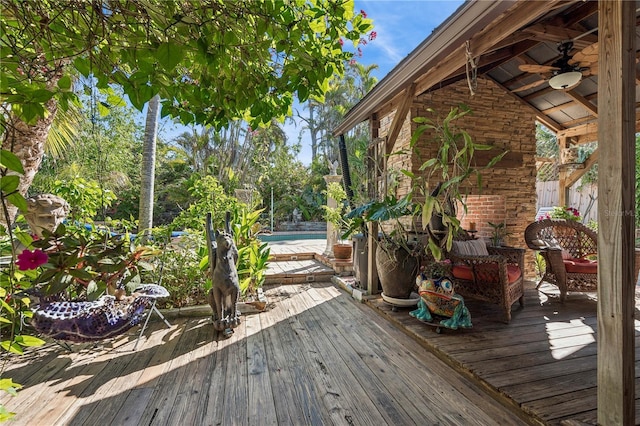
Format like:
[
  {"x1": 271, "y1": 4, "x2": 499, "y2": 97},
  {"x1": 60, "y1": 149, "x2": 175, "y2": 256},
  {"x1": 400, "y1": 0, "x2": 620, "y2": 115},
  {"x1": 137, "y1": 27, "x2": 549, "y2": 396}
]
[
  {"x1": 0, "y1": 283, "x2": 528, "y2": 426},
  {"x1": 367, "y1": 281, "x2": 640, "y2": 425}
]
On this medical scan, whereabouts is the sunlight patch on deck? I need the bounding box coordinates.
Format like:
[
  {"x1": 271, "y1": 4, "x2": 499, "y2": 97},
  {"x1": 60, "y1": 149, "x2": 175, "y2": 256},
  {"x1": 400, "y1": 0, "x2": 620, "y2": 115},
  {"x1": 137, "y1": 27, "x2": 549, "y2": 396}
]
[{"x1": 547, "y1": 318, "x2": 596, "y2": 360}]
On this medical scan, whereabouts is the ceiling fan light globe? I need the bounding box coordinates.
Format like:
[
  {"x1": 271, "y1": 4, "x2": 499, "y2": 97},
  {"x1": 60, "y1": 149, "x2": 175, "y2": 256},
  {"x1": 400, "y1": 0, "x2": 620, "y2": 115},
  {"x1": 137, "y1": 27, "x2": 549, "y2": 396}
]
[{"x1": 549, "y1": 71, "x2": 582, "y2": 90}]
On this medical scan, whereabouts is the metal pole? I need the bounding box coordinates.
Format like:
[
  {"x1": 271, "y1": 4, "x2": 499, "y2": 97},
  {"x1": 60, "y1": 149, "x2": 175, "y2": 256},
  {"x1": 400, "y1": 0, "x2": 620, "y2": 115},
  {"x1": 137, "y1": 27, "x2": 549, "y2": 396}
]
[{"x1": 270, "y1": 187, "x2": 274, "y2": 232}]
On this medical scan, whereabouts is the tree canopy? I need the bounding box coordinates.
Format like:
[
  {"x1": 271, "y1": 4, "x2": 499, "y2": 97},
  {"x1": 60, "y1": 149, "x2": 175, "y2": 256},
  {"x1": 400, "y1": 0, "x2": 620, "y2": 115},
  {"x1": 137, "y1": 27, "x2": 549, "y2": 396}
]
[{"x1": 0, "y1": 0, "x2": 373, "y2": 129}]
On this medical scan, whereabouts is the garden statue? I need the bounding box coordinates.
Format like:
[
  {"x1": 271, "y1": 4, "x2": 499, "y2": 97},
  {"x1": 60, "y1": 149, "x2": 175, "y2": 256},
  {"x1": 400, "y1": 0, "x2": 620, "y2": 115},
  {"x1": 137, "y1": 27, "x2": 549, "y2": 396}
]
[
  {"x1": 24, "y1": 194, "x2": 70, "y2": 238},
  {"x1": 410, "y1": 268, "x2": 472, "y2": 330},
  {"x1": 206, "y1": 212, "x2": 241, "y2": 337}
]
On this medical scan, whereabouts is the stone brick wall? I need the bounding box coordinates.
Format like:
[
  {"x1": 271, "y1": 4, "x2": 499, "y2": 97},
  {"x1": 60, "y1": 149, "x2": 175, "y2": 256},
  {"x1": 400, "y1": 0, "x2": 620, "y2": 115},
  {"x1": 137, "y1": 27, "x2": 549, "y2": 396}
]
[
  {"x1": 377, "y1": 77, "x2": 538, "y2": 277},
  {"x1": 459, "y1": 195, "x2": 506, "y2": 241}
]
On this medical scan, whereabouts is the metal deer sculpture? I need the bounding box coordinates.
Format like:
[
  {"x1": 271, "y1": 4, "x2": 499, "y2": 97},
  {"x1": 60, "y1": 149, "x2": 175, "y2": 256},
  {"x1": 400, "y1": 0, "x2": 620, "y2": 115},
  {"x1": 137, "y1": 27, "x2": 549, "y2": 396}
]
[{"x1": 206, "y1": 212, "x2": 241, "y2": 337}]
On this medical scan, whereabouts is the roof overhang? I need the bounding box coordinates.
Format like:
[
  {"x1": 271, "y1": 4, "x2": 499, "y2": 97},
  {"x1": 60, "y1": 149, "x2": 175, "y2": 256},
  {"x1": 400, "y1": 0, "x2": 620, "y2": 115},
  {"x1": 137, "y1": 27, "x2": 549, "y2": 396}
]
[{"x1": 332, "y1": 0, "x2": 516, "y2": 136}]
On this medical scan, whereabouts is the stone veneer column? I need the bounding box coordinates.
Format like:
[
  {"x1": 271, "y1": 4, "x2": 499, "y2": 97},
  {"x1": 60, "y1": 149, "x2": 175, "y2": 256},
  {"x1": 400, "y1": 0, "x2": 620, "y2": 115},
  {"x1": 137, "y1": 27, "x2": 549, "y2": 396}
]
[{"x1": 323, "y1": 174, "x2": 342, "y2": 257}]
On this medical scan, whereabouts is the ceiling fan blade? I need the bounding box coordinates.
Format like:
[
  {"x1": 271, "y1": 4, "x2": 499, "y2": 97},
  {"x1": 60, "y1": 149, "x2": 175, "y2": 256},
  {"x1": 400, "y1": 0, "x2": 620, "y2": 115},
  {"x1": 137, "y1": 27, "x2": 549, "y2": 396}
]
[
  {"x1": 512, "y1": 78, "x2": 549, "y2": 93},
  {"x1": 570, "y1": 42, "x2": 598, "y2": 65},
  {"x1": 519, "y1": 64, "x2": 559, "y2": 74}
]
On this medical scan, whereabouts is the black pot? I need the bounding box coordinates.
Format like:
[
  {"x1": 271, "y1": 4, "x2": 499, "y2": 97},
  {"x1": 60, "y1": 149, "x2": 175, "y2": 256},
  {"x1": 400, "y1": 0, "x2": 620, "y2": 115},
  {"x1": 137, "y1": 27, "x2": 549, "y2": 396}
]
[{"x1": 375, "y1": 242, "x2": 419, "y2": 299}]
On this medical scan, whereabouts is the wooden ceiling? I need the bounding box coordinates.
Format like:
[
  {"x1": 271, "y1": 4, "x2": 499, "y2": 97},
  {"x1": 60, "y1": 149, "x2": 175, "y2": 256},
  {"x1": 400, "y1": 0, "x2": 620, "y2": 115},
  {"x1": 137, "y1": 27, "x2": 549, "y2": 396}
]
[{"x1": 440, "y1": 0, "x2": 640, "y2": 145}]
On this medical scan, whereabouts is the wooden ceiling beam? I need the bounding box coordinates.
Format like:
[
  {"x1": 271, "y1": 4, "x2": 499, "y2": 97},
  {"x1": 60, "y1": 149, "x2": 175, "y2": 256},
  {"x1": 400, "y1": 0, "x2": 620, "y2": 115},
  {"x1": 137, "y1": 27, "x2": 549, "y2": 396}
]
[
  {"x1": 565, "y1": 89, "x2": 598, "y2": 116},
  {"x1": 565, "y1": 148, "x2": 598, "y2": 188},
  {"x1": 521, "y1": 85, "x2": 555, "y2": 102},
  {"x1": 522, "y1": 24, "x2": 597, "y2": 48},
  {"x1": 576, "y1": 119, "x2": 640, "y2": 144},
  {"x1": 487, "y1": 75, "x2": 564, "y2": 133},
  {"x1": 414, "y1": 0, "x2": 564, "y2": 98},
  {"x1": 555, "y1": 0, "x2": 598, "y2": 27},
  {"x1": 558, "y1": 111, "x2": 640, "y2": 142},
  {"x1": 541, "y1": 100, "x2": 575, "y2": 115},
  {"x1": 444, "y1": 40, "x2": 543, "y2": 86},
  {"x1": 385, "y1": 83, "x2": 416, "y2": 155},
  {"x1": 557, "y1": 121, "x2": 598, "y2": 138}
]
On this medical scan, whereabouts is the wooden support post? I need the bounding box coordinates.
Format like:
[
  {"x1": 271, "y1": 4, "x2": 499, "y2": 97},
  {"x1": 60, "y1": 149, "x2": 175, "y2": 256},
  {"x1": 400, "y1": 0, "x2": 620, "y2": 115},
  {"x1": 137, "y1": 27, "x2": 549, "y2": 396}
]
[
  {"x1": 557, "y1": 136, "x2": 570, "y2": 206},
  {"x1": 597, "y1": 1, "x2": 636, "y2": 424},
  {"x1": 367, "y1": 115, "x2": 380, "y2": 295},
  {"x1": 367, "y1": 221, "x2": 379, "y2": 295}
]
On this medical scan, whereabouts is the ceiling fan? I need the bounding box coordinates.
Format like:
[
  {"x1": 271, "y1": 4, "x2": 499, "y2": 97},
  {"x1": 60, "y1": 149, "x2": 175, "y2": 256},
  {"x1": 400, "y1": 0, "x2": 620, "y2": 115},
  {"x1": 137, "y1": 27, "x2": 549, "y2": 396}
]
[{"x1": 518, "y1": 41, "x2": 597, "y2": 90}]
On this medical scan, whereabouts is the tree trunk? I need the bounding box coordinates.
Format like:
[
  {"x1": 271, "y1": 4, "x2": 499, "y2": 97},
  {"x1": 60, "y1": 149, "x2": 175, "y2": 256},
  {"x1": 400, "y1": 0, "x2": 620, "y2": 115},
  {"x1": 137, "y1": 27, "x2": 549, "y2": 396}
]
[
  {"x1": 1, "y1": 99, "x2": 58, "y2": 229},
  {"x1": 138, "y1": 95, "x2": 160, "y2": 239},
  {"x1": 309, "y1": 102, "x2": 318, "y2": 161}
]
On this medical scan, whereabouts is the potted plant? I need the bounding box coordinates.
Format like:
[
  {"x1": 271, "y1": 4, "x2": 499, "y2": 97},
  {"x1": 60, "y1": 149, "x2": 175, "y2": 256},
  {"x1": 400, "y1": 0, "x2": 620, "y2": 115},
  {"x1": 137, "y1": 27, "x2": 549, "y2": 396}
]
[
  {"x1": 407, "y1": 105, "x2": 507, "y2": 261},
  {"x1": 488, "y1": 221, "x2": 510, "y2": 247},
  {"x1": 543, "y1": 206, "x2": 582, "y2": 221},
  {"x1": 345, "y1": 105, "x2": 506, "y2": 299},
  {"x1": 345, "y1": 195, "x2": 422, "y2": 299},
  {"x1": 323, "y1": 181, "x2": 354, "y2": 260}
]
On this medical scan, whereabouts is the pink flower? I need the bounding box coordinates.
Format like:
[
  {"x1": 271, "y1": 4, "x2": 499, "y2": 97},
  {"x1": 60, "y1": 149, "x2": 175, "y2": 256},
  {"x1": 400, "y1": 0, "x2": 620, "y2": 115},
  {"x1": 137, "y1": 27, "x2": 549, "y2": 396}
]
[
  {"x1": 360, "y1": 9, "x2": 367, "y2": 18},
  {"x1": 16, "y1": 249, "x2": 48, "y2": 271},
  {"x1": 338, "y1": 38, "x2": 344, "y2": 46},
  {"x1": 369, "y1": 31, "x2": 377, "y2": 41}
]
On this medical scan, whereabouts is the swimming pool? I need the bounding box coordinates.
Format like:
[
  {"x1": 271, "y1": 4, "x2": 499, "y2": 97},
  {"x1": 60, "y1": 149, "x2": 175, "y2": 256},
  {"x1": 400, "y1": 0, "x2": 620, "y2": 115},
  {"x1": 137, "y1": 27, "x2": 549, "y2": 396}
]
[{"x1": 258, "y1": 232, "x2": 326, "y2": 242}]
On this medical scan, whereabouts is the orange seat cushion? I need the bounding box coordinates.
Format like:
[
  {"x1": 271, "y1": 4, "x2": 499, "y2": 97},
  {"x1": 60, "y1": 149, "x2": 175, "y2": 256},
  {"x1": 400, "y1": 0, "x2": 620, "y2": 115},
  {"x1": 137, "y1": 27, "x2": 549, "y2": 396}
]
[
  {"x1": 452, "y1": 264, "x2": 522, "y2": 284},
  {"x1": 563, "y1": 258, "x2": 597, "y2": 274}
]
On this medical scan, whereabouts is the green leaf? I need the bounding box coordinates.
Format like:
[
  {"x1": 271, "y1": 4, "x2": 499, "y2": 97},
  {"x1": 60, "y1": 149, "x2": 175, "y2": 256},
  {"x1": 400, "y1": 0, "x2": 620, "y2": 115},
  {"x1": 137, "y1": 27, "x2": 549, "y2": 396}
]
[
  {"x1": 57, "y1": 75, "x2": 72, "y2": 90},
  {"x1": 7, "y1": 193, "x2": 27, "y2": 212},
  {"x1": 14, "y1": 335, "x2": 45, "y2": 347},
  {"x1": 19, "y1": 102, "x2": 45, "y2": 124},
  {"x1": 0, "y1": 341, "x2": 23, "y2": 355},
  {"x1": 156, "y1": 42, "x2": 185, "y2": 71},
  {"x1": 97, "y1": 102, "x2": 110, "y2": 117},
  {"x1": 0, "y1": 378, "x2": 22, "y2": 395},
  {"x1": 0, "y1": 150, "x2": 24, "y2": 174},
  {"x1": 73, "y1": 57, "x2": 91, "y2": 76},
  {"x1": 0, "y1": 175, "x2": 19, "y2": 194},
  {"x1": 400, "y1": 170, "x2": 415, "y2": 179},
  {"x1": 69, "y1": 268, "x2": 94, "y2": 280},
  {"x1": 422, "y1": 197, "x2": 436, "y2": 230}
]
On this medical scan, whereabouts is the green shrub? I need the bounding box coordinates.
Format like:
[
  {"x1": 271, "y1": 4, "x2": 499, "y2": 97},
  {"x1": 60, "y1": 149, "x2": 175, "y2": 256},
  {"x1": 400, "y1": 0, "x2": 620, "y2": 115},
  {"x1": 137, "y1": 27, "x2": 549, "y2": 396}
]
[{"x1": 146, "y1": 232, "x2": 209, "y2": 309}]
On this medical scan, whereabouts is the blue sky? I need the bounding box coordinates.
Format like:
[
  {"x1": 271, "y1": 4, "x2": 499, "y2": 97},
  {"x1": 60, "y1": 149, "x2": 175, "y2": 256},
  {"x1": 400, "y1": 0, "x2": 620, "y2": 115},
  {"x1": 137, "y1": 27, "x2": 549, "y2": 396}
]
[{"x1": 157, "y1": 1, "x2": 465, "y2": 165}]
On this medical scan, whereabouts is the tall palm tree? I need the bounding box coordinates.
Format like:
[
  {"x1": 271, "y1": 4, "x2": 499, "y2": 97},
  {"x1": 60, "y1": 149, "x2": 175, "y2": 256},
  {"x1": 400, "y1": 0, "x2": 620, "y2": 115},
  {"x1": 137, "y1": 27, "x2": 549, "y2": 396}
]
[{"x1": 138, "y1": 95, "x2": 160, "y2": 237}]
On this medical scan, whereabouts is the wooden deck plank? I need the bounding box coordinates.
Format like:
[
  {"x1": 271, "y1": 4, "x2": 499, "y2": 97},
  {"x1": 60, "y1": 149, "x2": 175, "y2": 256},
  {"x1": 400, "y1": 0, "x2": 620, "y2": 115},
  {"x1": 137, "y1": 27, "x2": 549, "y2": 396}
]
[
  {"x1": 201, "y1": 322, "x2": 233, "y2": 425},
  {"x1": 66, "y1": 328, "x2": 174, "y2": 425},
  {"x1": 311, "y1": 283, "x2": 529, "y2": 425},
  {"x1": 12, "y1": 336, "x2": 138, "y2": 425},
  {"x1": 290, "y1": 285, "x2": 397, "y2": 425},
  {"x1": 221, "y1": 319, "x2": 249, "y2": 425},
  {"x1": 245, "y1": 313, "x2": 278, "y2": 426},
  {"x1": 136, "y1": 318, "x2": 207, "y2": 425},
  {"x1": 273, "y1": 285, "x2": 354, "y2": 425},
  {"x1": 6, "y1": 277, "x2": 633, "y2": 426},
  {"x1": 257, "y1": 286, "x2": 326, "y2": 425},
  {"x1": 305, "y1": 284, "x2": 444, "y2": 424},
  {"x1": 165, "y1": 319, "x2": 218, "y2": 426},
  {"x1": 109, "y1": 387, "x2": 155, "y2": 426}
]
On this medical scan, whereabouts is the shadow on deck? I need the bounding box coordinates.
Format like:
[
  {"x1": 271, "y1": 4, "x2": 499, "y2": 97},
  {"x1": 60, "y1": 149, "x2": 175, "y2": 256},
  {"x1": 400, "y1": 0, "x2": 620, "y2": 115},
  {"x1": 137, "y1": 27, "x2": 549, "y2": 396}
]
[{"x1": 362, "y1": 281, "x2": 640, "y2": 425}]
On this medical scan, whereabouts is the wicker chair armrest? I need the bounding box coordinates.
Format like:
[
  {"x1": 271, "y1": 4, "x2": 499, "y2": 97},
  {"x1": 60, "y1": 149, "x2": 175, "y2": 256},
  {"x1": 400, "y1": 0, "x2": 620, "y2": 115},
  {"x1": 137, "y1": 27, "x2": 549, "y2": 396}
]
[{"x1": 539, "y1": 247, "x2": 566, "y2": 274}]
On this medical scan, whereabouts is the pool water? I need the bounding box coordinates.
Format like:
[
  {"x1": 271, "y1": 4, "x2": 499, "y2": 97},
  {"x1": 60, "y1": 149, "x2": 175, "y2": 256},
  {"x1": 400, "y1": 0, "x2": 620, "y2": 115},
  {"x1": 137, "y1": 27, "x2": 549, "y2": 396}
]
[{"x1": 258, "y1": 233, "x2": 326, "y2": 242}]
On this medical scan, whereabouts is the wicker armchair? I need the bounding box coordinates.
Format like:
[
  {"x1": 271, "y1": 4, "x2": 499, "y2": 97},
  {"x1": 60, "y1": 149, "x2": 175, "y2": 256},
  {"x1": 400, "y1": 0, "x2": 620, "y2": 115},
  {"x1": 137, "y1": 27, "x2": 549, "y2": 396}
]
[
  {"x1": 524, "y1": 219, "x2": 597, "y2": 302},
  {"x1": 446, "y1": 231, "x2": 525, "y2": 323}
]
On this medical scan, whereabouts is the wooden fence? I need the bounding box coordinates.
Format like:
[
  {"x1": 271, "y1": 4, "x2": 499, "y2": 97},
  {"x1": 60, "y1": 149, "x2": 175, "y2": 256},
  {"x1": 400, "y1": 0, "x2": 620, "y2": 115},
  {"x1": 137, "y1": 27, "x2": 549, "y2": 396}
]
[{"x1": 536, "y1": 180, "x2": 598, "y2": 223}]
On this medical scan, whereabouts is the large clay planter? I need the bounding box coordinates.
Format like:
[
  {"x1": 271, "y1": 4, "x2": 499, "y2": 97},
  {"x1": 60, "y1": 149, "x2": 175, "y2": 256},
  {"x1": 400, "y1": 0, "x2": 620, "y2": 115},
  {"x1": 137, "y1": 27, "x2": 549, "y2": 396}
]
[
  {"x1": 376, "y1": 242, "x2": 419, "y2": 299},
  {"x1": 333, "y1": 243, "x2": 353, "y2": 260}
]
